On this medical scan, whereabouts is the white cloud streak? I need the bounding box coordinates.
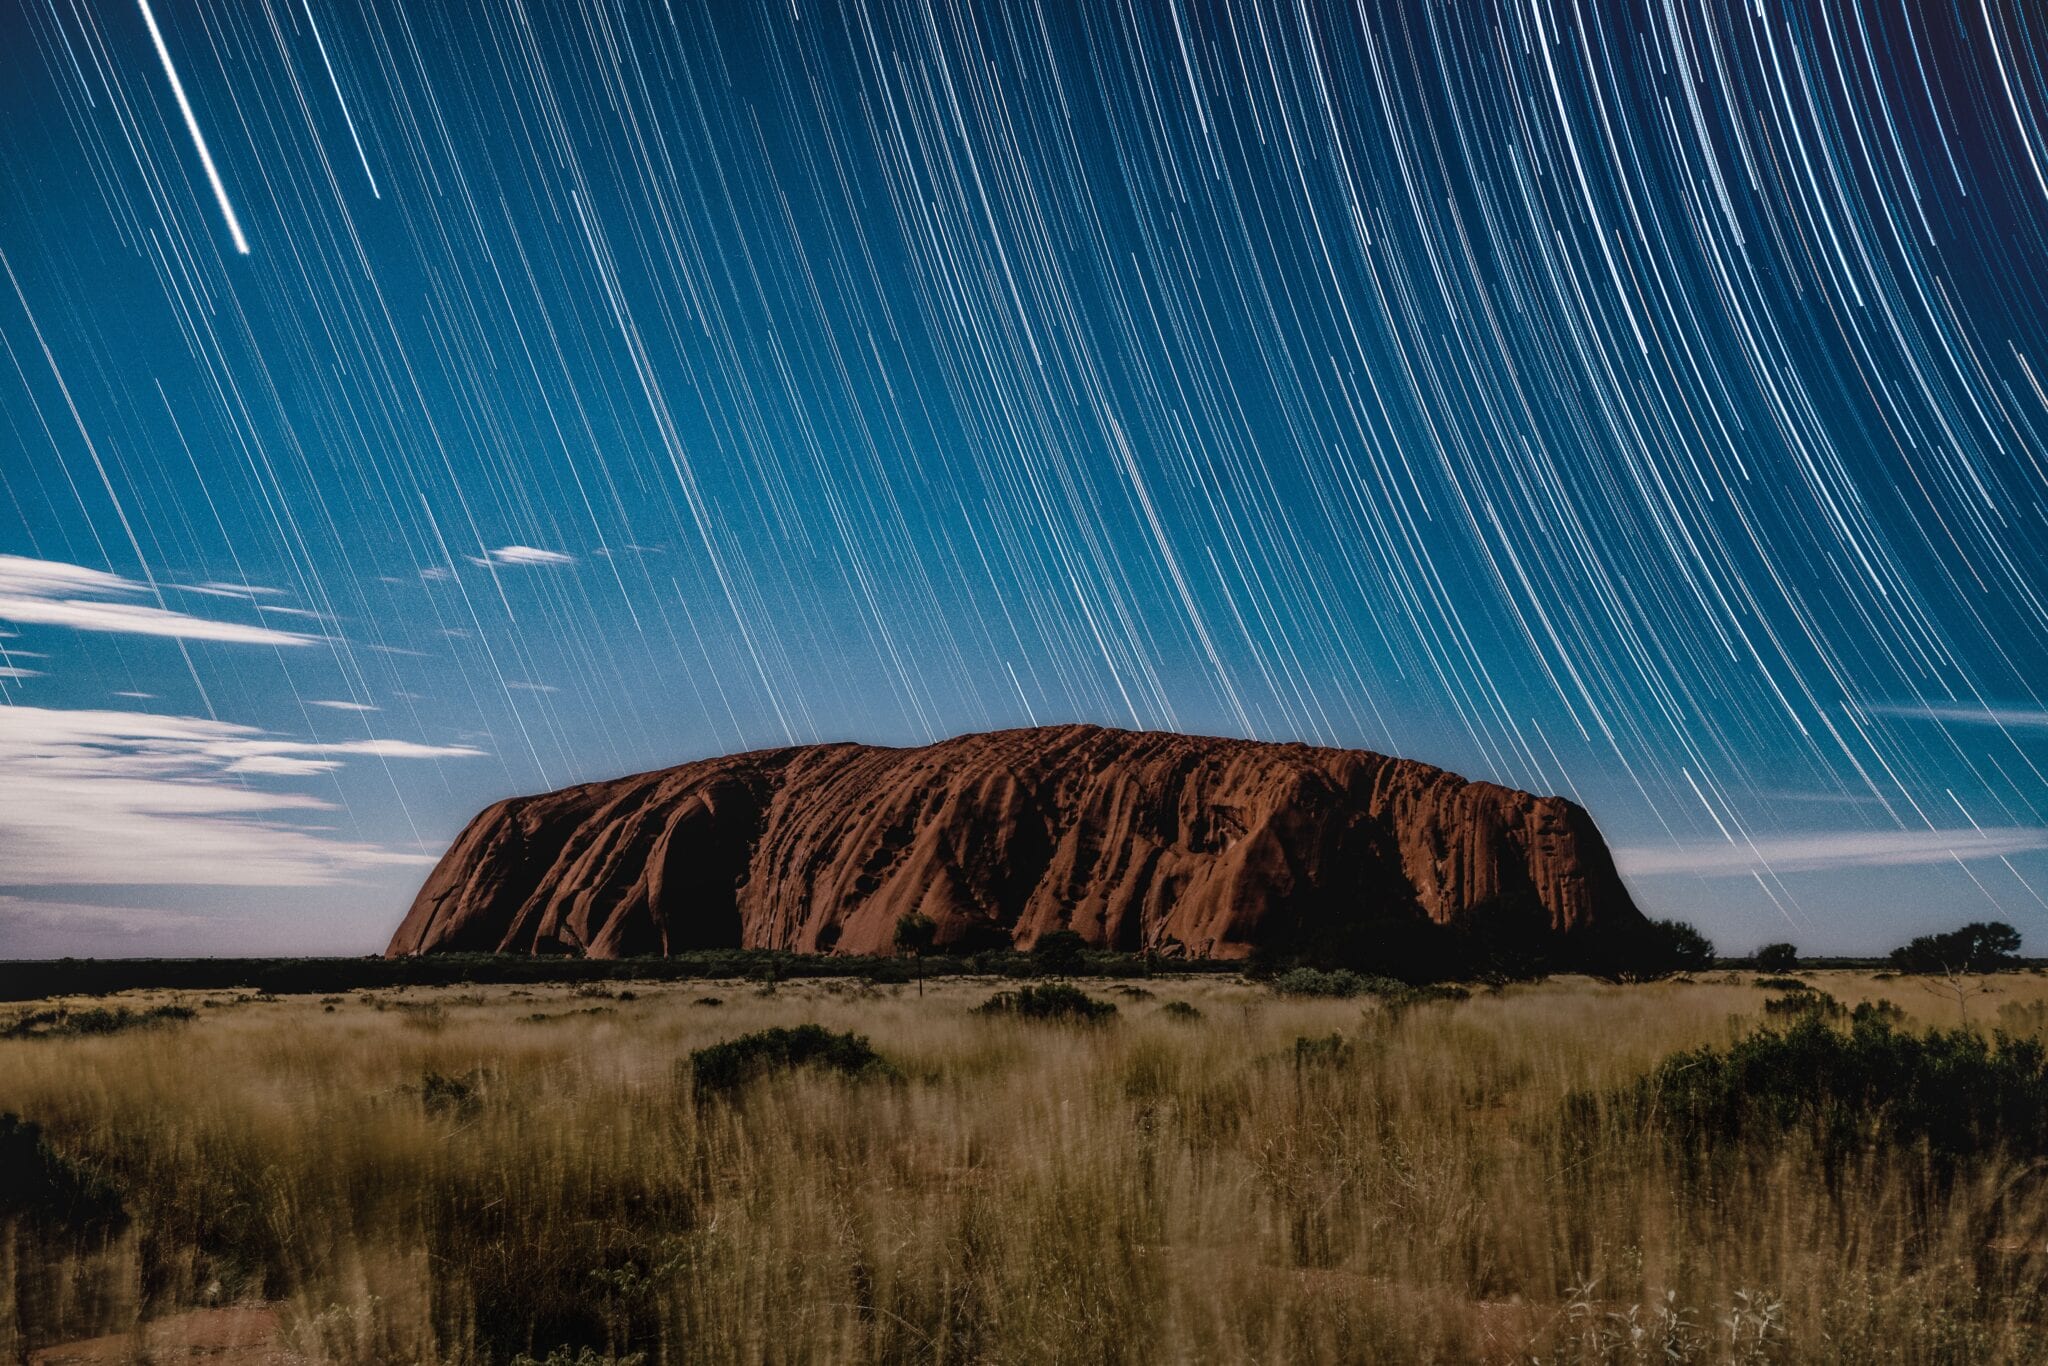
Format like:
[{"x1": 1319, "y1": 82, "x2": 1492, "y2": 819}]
[
  {"x1": 0, "y1": 555, "x2": 316, "y2": 647},
  {"x1": 1867, "y1": 702, "x2": 2048, "y2": 730},
  {"x1": 476, "y1": 545, "x2": 575, "y2": 567},
  {"x1": 0, "y1": 706, "x2": 482, "y2": 886},
  {"x1": 1616, "y1": 827, "x2": 2048, "y2": 879}
]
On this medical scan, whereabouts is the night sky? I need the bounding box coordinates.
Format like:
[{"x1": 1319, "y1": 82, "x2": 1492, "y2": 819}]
[{"x1": 4, "y1": 0, "x2": 2048, "y2": 957}]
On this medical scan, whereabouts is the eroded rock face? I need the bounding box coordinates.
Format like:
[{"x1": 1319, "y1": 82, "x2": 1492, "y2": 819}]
[{"x1": 385, "y1": 724, "x2": 1644, "y2": 961}]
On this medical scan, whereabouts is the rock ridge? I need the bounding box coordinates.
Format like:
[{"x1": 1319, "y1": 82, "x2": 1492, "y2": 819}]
[{"x1": 385, "y1": 724, "x2": 1645, "y2": 962}]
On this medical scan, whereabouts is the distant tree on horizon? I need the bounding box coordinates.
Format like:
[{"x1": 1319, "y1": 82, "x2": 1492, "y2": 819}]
[
  {"x1": 1754, "y1": 942, "x2": 1799, "y2": 972},
  {"x1": 1888, "y1": 921, "x2": 2021, "y2": 975},
  {"x1": 1031, "y1": 929, "x2": 1088, "y2": 976},
  {"x1": 1641, "y1": 918, "x2": 1715, "y2": 976},
  {"x1": 893, "y1": 913, "x2": 937, "y2": 996}
]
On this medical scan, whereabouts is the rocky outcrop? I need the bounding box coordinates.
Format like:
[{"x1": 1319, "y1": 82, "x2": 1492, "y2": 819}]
[{"x1": 386, "y1": 724, "x2": 1645, "y2": 963}]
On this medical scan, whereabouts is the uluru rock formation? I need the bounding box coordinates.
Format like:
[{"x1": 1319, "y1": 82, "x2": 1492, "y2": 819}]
[{"x1": 388, "y1": 725, "x2": 1647, "y2": 967}]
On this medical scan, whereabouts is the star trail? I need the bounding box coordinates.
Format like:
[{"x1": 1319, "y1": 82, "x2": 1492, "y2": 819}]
[{"x1": 3, "y1": 0, "x2": 2048, "y2": 955}]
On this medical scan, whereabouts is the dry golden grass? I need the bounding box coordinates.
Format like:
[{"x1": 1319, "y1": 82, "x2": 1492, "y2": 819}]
[{"x1": 3, "y1": 969, "x2": 2047, "y2": 1363}]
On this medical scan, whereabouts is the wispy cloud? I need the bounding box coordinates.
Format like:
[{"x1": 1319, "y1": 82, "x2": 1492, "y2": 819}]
[
  {"x1": 0, "y1": 895, "x2": 222, "y2": 957},
  {"x1": 0, "y1": 555, "x2": 316, "y2": 648},
  {"x1": 473, "y1": 545, "x2": 575, "y2": 567},
  {"x1": 1616, "y1": 827, "x2": 2048, "y2": 879},
  {"x1": 0, "y1": 705, "x2": 482, "y2": 886},
  {"x1": 1866, "y1": 701, "x2": 2048, "y2": 730},
  {"x1": 307, "y1": 699, "x2": 378, "y2": 712}
]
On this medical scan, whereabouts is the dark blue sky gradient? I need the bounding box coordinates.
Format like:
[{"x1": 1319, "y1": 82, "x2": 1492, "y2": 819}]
[{"x1": 4, "y1": 0, "x2": 2048, "y2": 955}]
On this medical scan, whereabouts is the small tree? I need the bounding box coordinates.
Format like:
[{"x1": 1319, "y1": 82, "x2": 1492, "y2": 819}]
[
  {"x1": 1638, "y1": 919, "x2": 1715, "y2": 977},
  {"x1": 1030, "y1": 929, "x2": 1088, "y2": 977},
  {"x1": 893, "y1": 913, "x2": 937, "y2": 997},
  {"x1": 1754, "y1": 942, "x2": 1799, "y2": 973}
]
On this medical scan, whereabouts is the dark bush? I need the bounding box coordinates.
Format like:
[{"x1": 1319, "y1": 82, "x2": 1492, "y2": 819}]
[
  {"x1": 0, "y1": 1004, "x2": 195, "y2": 1040},
  {"x1": 419, "y1": 1069, "x2": 487, "y2": 1117},
  {"x1": 974, "y1": 983, "x2": 1116, "y2": 1023},
  {"x1": 1293, "y1": 1033, "x2": 1354, "y2": 1067},
  {"x1": 1889, "y1": 921, "x2": 2022, "y2": 974},
  {"x1": 1635, "y1": 919, "x2": 1716, "y2": 976},
  {"x1": 1762, "y1": 988, "x2": 1842, "y2": 1019},
  {"x1": 1754, "y1": 942, "x2": 1800, "y2": 972},
  {"x1": 1626, "y1": 1011, "x2": 2048, "y2": 1171},
  {"x1": 1270, "y1": 968, "x2": 1468, "y2": 1010},
  {"x1": 688, "y1": 1025, "x2": 892, "y2": 1096},
  {"x1": 1753, "y1": 976, "x2": 1808, "y2": 991},
  {"x1": 1852, "y1": 999, "x2": 1906, "y2": 1027},
  {"x1": 1272, "y1": 967, "x2": 1374, "y2": 998},
  {"x1": 0, "y1": 1113, "x2": 126, "y2": 1232},
  {"x1": 1161, "y1": 1000, "x2": 1202, "y2": 1021},
  {"x1": 1029, "y1": 930, "x2": 1089, "y2": 976}
]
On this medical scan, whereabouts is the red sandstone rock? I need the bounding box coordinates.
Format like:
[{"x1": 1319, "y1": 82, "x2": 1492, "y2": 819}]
[{"x1": 385, "y1": 724, "x2": 1643, "y2": 961}]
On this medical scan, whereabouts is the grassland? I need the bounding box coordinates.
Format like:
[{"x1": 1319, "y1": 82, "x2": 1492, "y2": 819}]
[{"x1": 4, "y1": 970, "x2": 2048, "y2": 1363}]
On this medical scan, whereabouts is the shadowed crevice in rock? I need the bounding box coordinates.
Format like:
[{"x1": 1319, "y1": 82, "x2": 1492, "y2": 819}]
[{"x1": 387, "y1": 724, "x2": 1646, "y2": 964}]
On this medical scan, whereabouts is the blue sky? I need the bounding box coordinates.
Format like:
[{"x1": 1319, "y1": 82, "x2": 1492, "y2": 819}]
[{"x1": 5, "y1": 0, "x2": 2048, "y2": 957}]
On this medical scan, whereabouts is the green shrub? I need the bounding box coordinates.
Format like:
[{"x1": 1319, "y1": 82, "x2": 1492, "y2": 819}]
[
  {"x1": 1270, "y1": 968, "x2": 1469, "y2": 1010},
  {"x1": 0, "y1": 1004, "x2": 195, "y2": 1040},
  {"x1": 1272, "y1": 967, "x2": 1375, "y2": 998},
  {"x1": 419, "y1": 1069, "x2": 487, "y2": 1117},
  {"x1": 1762, "y1": 988, "x2": 1842, "y2": 1019},
  {"x1": 688, "y1": 1025, "x2": 892, "y2": 1096},
  {"x1": 1029, "y1": 930, "x2": 1089, "y2": 975},
  {"x1": 0, "y1": 1112, "x2": 126, "y2": 1232},
  {"x1": 1292, "y1": 1033, "x2": 1354, "y2": 1067},
  {"x1": 973, "y1": 983, "x2": 1116, "y2": 1023},
  {"x1": 1376, "y1": 980, "x2": 1469, "y2": 1011},
  {"x1": 1160, "y1": 1000, "x2": 1202, "y2": 1021},
  {"x1": 1753, "y1": 976, "x2": 1807, "y2": 992},
  {"x1": 1623, "y1": 1011, "x2": 2048, "y2": 1170},
  {"x1": 1637, "y1": 918, "x2": 1716, "y2": 976}
]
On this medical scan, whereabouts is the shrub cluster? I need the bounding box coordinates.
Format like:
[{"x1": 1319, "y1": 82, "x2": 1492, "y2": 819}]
[
  {"x1": 1761, "y1": 988, "x2": 1842, "y2": 1019},
  {"x1": 973, "y1": 983, "x2": 1117, "y2": 1023},
  {"x1": 687, "y1": 1024, "x2": 892, "y2": 1096},
  {"x1": 1292, "y1": 1033, "x2": 1354, "y2": 1067},
  {"x1": 0, "y1": 1112, "x2": 126, "y2": 1232},
  {"x1": 418, "y1": 1068, "x2": 489, "y2": 1117},
  {"x1": 1269, "y1": 968, "x2": 1469, "y2": 1009},
  {"x1": 1888, "y1": 921, "x2": 2022, "y2": 974},
  {"x1": 1629, "y1": 1011, "x2": 2048, "y2": 1169},
  {"x1": 0, "y1": 1004, "x2": 195, "y2": 1040}
]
